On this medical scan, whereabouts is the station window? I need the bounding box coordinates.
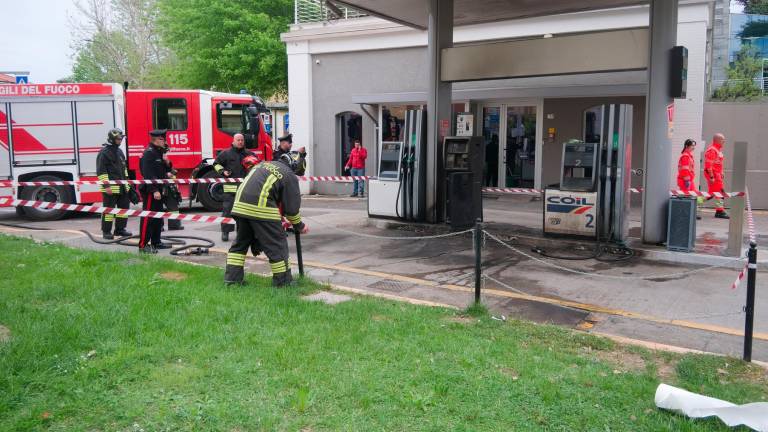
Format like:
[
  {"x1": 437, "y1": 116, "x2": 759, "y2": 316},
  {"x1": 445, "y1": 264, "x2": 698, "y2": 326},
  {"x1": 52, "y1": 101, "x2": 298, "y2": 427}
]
[
  {"x1": 217, "y1": 104, "x2": 246, "y2": 135},
  {"x1": 153, "y1": 98, "x2": 188, "y2": 131}
]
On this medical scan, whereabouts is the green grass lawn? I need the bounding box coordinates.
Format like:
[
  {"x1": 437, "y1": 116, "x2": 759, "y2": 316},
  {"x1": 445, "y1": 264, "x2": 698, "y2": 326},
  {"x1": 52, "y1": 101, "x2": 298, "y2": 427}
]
[{"x1": 0, "y1": 234, "x2": 766, "y2": 431}]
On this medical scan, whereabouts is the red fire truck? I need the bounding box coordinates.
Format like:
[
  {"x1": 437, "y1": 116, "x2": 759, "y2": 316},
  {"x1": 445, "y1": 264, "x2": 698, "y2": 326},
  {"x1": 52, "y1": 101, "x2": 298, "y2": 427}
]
[{"x1": 0, "y1": 82, "x2": 273, "y2": 220}]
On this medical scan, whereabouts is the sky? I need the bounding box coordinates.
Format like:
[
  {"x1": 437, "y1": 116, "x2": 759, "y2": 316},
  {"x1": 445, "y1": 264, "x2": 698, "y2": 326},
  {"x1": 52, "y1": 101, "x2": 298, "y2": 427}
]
[{"x1": 0, "y1": 0, "x2": 80, "y2": 83}]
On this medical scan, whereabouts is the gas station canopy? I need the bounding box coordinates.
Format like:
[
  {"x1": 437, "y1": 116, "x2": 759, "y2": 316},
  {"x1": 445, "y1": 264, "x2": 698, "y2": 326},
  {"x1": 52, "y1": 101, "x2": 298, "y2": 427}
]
[{"x1": 331, "y1": 0, "x2": 649, "y2": 29}]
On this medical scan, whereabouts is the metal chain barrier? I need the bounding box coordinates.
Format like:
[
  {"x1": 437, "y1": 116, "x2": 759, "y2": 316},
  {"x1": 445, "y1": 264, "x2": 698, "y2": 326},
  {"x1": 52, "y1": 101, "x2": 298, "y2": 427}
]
[
  {"x1": 483, "y1": 230, "x2": 745, "y2": 280},
  {"x1": 303, "y1": 215, "x2": 473, "y2": 240}
]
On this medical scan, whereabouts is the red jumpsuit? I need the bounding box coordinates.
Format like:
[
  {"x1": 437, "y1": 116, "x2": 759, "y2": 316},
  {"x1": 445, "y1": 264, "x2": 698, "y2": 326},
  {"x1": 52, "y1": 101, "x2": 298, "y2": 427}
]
[
  {"x1": 703, "y1": 143, "x2": 725, "y2": 212},
  {"x1": 676, "y1": 151, "x2": 696, "y2": 193}
]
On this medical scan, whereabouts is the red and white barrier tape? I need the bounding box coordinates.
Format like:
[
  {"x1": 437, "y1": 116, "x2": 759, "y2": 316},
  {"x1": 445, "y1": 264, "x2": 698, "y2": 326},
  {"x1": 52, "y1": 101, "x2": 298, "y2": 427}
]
[
  {"x1": 481, "y1": 187, "x2": 542, "y2": 195},
  {"x1": 480, "y1": 186, "x2": 743, "y2": 199},
  {"x1": 732, "y1": 263, "x2": 748, "y2": 289},
  {"x1": 731, "y1": 188, "x2": 757, "y2": 290},
  {"x1": 745, "y1": 187, "x2": 757, "y2": 244},
  {"x1": 0, "y1": 198, "x2": 236, "y2": 225},
  {"x1": 0, "y1": 175, "x2": 371, "y2": 187}
]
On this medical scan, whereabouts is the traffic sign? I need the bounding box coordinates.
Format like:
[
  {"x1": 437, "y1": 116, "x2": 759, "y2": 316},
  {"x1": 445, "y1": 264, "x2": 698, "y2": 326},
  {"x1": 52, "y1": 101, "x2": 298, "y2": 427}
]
[{"x1": 15, "y1": 75, "x2": 28, "y2": 84}]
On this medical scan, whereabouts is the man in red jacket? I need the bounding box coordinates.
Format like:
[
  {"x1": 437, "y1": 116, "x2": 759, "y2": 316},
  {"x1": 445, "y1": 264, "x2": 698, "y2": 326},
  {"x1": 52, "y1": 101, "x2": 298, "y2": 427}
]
[
  {"x1": 704, "y1": 133, "x2": 729, "y2": 219},
  {"x1": 344, "y1": 140, "x2": 368, "y2": 197}
]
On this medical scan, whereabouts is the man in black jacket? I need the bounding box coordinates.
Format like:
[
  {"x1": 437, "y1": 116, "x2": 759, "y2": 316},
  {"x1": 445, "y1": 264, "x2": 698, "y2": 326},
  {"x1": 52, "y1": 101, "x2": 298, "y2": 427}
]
[
  {"x1": 96, "y1": 128, "x2": 133, "y2": 239},
  {"x1": 273, "y1": 133, "x2": 307, "y2": 176},
  {"x1": 224, "y1": 154, "x2": 309, "y2": 286},
  {"x1": 212, "y1": 133, "x2": 256, "y2": 241},
  {"x1": 138, "y1": 129, "x2": 171, "y2": 253}
]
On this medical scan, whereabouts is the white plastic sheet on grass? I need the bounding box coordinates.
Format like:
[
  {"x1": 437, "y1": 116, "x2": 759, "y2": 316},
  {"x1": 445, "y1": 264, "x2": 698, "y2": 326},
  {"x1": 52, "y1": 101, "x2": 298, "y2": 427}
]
[{"x1": 655, "y1": 383, "x2": 768, "y2": 431}]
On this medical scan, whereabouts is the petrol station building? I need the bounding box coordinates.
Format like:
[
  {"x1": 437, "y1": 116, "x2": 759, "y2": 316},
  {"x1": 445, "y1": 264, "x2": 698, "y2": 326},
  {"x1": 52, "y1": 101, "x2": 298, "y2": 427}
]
[{"x1": 283, "y1": 0, "x2": 714, "y2": 243}]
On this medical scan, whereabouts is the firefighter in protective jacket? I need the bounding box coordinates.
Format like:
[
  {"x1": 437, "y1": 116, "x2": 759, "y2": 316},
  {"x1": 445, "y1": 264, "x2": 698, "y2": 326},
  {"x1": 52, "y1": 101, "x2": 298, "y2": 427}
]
[
  {"x1": 96, "y1": 128, "x2": 133, "y2": 239},
  {"x1": 213, "y1": 133, "x2": 256, "y2": 241},
  {"x1": 225, "y1": 153, "x2": 309, "y2": 286},
  {"x1": 704, "y1": 133, "x2": 729, "y2": 219}
]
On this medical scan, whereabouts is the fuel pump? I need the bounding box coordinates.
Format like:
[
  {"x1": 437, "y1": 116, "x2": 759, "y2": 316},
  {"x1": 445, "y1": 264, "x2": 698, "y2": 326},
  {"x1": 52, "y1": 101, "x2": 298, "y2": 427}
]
[
  {"x1": 368, "y1": 109, "x2": 426, "y2": 221},
  {"x1": 543, "y1": 104, "x2": 633, "y2": 244}
]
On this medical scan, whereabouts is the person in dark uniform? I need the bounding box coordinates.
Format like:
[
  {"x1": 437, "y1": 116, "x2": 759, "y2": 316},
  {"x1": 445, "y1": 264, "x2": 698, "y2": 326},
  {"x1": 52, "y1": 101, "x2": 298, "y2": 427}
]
[
  {"x1": 96, "y1": 128, "x2": 133, "y2": 239},
  {"x1": 161, "y1": 142, "x2": 184, "y2": 231},
  {"x1": 212, "y1": 133, "x2": 256, "y2": 241},
  {"x1": 138, "y1": 129, "x2": 171, "y2": 253},
  {"x1": 273, "y1": 133, "x2": 307, "y2": 175},
  {"x1": 224, "y1": 154, "x2": 309, "y2": 286}
]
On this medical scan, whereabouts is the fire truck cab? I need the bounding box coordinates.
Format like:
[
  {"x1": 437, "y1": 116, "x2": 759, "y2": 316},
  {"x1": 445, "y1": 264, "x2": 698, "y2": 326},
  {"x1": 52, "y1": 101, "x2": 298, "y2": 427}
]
[{"x1": 0, "y1": 83, "x2": 272, "y2": 220}]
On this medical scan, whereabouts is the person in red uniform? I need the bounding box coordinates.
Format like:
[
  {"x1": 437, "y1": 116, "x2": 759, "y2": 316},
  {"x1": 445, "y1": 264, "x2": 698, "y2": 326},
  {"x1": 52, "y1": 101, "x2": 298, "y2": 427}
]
[
  {"x1": 344, "y1": 139, "x2": 368, "y2": 197},
  {"x1": 704, "y1": 133, "x2": 729, "y2": 219},
  {"x1": 677, "y1": 139, "x2": 697, "y2": 192}
]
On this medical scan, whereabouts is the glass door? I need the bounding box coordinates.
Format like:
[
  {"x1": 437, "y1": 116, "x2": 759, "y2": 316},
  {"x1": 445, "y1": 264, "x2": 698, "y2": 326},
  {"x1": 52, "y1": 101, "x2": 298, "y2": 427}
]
[
  {"x1": 481, "y1": 106, "x2": 500, "y2": 187},
  {"x1": 480, "y1": 102, "x2": 540, "y2": 188},
  {"x1": 504, "y1": 106, "x2": 537, "y2": 188}
]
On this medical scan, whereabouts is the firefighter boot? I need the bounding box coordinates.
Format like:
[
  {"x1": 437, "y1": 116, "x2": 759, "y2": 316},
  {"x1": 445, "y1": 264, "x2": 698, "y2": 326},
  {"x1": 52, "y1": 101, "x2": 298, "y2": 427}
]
[
  {"x1": 114, "y1": 229, "x2": 133, "y2": 237},
  {"x1": 272, "y1": 271, "x2": 290, "y2": 287},
  {"x1": 103, "y1": 232, "x2": 114, "y2": 240},
  {"x1": 224, "y1": 264, "x2": 245, "y2": 286}
]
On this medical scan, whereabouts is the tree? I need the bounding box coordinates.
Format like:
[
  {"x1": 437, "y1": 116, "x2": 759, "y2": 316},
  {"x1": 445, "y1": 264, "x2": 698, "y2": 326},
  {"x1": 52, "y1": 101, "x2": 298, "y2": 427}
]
[
  {"x1": 157, "y1": 0, "x2": 292, "y2": 98},
  {"x1": 68, "y1": 0, "x2": 176, "y2": 87},
  {"x1": 739, "y1": 20, "x2": 768, "y2": 38},
  {"x1": 712, "y1": 45, "x2": 764, "y2": 101},
  {"x1": 736, "y1": 0, "x2": 768, "y2": 15}
]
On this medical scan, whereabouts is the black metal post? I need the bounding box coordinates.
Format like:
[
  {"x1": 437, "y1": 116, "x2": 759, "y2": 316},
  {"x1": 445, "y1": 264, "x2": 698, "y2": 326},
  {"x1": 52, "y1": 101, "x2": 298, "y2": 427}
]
[
  {"x1": 294, "y1": 230, "x2": 305, "y2": 277},
  {"x1": 474, "y1": 219, "x2": 482, "y2": 303},
  {"x1": 743, "y1": 241, "x2": 757, "y2": 362}
]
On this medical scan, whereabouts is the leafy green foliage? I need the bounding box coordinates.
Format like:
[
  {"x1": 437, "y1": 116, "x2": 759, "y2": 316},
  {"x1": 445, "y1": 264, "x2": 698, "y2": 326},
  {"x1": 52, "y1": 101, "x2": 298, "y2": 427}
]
[
  {"x1": 712, "y1": 45, "x2": 764, "y2": 101},
  {"x1": 157, "y1": 0, "x2": 293, "y2": 97},
  {"x1": 736, "y1": 0, "x2": 768, "y2": 15},
  {"x1": 739, "y1": 20, "x2": 768, "y2": 38},
  {"x1": 67, "y1": 0, "x2": 177, "y2": 87}
]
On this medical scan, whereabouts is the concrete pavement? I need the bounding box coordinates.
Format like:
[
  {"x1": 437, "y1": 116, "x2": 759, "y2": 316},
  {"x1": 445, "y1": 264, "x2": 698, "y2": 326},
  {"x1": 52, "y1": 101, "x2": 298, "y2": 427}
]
[{"x1": 1, "y1": 193, "x2": 765, "y2": 360}]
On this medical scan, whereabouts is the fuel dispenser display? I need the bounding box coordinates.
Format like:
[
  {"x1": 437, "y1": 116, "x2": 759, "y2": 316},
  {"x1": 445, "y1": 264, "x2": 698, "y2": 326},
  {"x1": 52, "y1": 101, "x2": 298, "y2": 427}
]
[
  {"x1": 368, "y1": 109, "x2": 426, "y2": 220},
  {"x1": 544, "y1": 104, "x2": 633, "y2": 244}
]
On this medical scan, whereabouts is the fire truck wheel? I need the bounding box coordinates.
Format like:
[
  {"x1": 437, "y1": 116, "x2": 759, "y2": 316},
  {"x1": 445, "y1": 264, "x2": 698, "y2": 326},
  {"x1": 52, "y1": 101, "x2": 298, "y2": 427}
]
[
  {"x1": 19, "y1": 175, "x2": 74, "y2": 221},
  {"x1": 197, "y1": 171, "x2": 224, "y2": 212}
]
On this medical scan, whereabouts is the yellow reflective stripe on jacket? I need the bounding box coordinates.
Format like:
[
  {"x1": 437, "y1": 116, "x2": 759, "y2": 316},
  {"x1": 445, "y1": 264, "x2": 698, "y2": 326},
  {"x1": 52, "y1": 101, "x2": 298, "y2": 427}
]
[
  {"x1": 227, "y1": 252, "x2": 246, "y2": 267},
  {"x1": 257, "y1": 174, "x2": 278, "y2": 207},
  {"x1": 223, "y1": 184, "x2": 238, "y2": 193},
  {"x1": 270, "y1": 260, "x2": 287, "y2": 274},
  {"x1": 285, "y1": 213, "x2": 301, "y2": 225},
  {"x1": 214, "y1": 164, "x2": 224, "y2": 173},
  {"x1": 234, "y1": 167, "x2": 259, "y2": 204},
  {"x1": 231, "y1": 202, "x2": 281, "y2": 221}
]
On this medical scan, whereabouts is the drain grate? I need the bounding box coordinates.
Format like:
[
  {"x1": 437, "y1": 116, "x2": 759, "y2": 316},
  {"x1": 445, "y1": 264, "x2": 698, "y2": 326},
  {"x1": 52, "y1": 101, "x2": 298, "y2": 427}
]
[{"x1": 368, "y1": 280, "x2": 416, "y2": 292}]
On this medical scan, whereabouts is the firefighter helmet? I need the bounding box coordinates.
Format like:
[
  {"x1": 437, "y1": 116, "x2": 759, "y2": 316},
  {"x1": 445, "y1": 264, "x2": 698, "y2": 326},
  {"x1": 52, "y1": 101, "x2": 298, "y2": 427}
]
[
  {"x1": 242, "y1": 155, "x2": 260, "y2": 172},
  {"x1": 107, "y1": 128, "x2": 124, "y2": 145}
]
